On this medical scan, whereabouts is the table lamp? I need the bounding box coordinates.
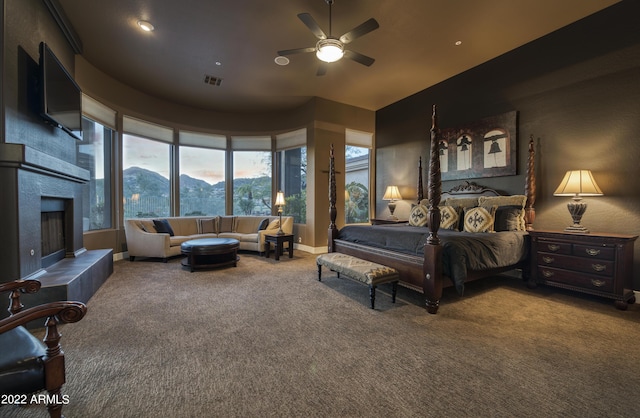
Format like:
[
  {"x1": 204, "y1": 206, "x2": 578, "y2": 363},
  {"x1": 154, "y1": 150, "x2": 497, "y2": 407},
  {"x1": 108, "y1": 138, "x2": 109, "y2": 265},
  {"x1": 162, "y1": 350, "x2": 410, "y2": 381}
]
[
  {"x1": 275, "y1": 191, "x2": 286, "y2": 235},
  {"x1": 382, "y1": 186, "x2": 402, "y2": 220},
  {"x1": 553, "y1": 170, "x2": 603, "y2": 233}
]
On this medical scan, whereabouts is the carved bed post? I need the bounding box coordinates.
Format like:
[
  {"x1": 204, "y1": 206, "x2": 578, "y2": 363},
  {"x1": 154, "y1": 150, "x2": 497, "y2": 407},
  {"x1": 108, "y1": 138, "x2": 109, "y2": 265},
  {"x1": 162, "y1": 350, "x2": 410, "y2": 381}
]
[
  {"x1": 417, "y1": 156, "x2": 423, "y2": 204},
  {"x1": 328, "y1": 144, "x2": 338, "y2": 253},
  {"x1": 423, "y1": 105, "x2": 443, "y2": 314},
  {"x1": 524, "y1": 135, "x2": 536, "y2": 231}
]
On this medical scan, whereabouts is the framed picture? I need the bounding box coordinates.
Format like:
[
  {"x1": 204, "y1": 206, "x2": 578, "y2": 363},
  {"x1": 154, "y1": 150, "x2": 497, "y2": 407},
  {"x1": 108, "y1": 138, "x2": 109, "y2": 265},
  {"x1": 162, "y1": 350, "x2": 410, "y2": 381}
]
[{"x1": 439, "y1": 111, "x2": 517, "y2": 181}]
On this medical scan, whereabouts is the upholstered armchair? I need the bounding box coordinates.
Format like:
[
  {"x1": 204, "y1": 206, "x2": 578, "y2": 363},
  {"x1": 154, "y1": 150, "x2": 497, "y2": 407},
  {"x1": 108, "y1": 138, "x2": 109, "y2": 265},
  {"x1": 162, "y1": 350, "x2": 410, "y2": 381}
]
[{"x1": 0, "y1": 279, "x2": 87, "y2": 418}]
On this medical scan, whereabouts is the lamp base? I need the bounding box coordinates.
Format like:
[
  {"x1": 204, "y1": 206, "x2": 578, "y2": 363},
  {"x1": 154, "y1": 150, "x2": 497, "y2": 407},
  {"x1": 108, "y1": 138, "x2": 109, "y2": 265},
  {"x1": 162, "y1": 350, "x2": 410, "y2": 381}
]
[
  {"x1": 563, "y1": 224, "x2": 590, "y2": 234},
  {"x1": 564, "y1": 199, "x2": 589, "y2": 233}
]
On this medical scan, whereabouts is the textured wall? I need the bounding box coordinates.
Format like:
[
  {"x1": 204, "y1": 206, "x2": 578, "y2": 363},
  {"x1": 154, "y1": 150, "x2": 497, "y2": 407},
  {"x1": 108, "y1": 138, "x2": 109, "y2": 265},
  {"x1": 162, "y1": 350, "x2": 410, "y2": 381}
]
[{"x1": 375, "y1": 1, "x2": 640, "y2": 288}]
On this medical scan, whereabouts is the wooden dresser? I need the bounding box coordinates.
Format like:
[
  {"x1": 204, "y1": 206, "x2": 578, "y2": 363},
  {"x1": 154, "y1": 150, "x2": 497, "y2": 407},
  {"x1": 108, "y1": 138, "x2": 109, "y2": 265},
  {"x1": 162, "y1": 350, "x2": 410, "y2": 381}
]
[{"x1": 529, "y1": 230, "x2": 637, "y2": 309}]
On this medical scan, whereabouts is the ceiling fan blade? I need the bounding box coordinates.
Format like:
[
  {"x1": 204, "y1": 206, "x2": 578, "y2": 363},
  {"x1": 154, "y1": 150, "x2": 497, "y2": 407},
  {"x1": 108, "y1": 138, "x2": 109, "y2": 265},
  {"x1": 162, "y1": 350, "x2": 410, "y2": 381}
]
[
  {"x1": 343, "y1": 50, "x2": 375, "y2": 67},
  {"x1": 277, "y1": 47, "x2": 316, "y2": 56},
  {"x1": 298, "y1": 13, "x2": 327, "y2": 40},
  {"x1": 316, "y1": 63, "x2": 328, "y2": 76},
  {"x1": 339, "y1": 18, "x2": 379, "y2": 44}
]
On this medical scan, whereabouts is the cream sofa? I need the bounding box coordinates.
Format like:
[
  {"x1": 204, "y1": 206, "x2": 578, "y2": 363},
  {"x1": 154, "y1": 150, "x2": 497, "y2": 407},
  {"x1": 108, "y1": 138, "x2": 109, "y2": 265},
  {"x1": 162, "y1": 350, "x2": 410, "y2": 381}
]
[{"x1": 124, "y1": 215, "x2": 294, "y2": 262}]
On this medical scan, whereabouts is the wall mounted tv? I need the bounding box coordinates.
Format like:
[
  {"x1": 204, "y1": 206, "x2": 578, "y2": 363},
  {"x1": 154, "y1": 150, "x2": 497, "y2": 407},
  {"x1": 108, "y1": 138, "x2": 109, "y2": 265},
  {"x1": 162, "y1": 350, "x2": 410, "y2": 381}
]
[{"x1": 39, "y1": 42, "x2": 82, "y2": 140}]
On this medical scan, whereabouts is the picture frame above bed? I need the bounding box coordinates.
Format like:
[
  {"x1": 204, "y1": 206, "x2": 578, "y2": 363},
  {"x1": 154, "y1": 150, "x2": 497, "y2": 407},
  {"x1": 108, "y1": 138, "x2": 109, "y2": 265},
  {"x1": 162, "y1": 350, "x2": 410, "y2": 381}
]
[{"x1": 439, "y1": 110, "x2": 517, "y2": 180}]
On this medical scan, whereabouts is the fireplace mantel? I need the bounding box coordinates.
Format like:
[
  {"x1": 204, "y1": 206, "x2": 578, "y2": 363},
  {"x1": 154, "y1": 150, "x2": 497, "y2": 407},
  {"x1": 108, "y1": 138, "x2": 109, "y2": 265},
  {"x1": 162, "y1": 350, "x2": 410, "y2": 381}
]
[{"x1": 0, "y1": 142, "x2": 89, "y2": 183}]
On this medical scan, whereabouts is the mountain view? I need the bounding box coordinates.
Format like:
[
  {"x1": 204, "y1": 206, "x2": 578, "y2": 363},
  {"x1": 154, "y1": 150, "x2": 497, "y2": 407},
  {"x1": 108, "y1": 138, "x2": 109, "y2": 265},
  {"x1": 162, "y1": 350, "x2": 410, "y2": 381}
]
[{"x1": 122, "y1": 166, "x2": 273, "y2": 218}]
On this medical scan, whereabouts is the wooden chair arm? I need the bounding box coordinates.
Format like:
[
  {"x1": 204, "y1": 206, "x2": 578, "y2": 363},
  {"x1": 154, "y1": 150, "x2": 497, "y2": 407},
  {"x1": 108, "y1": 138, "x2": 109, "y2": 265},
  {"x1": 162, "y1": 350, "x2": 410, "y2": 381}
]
[{"x1": 0, "y1": 301, "x2": 87, "y2": 334}]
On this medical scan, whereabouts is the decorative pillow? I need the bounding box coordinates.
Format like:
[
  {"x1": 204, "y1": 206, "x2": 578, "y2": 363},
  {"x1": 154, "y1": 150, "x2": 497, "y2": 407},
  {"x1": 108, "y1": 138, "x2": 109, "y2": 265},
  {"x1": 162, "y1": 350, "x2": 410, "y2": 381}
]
[
  {"x1": 440, "y1": 205, "x2": 461, "y2": 230},
  {"x1": 153, "y1": 219, "x2": 175, "y2": 236},
  {"x1": 463, "y1": 206, "x2": 497, "y2": 233},
  {"x1": 197, "y1": 217, "x2": 218, "y2": 234},
  {"x1": 218, "y1": 216, "x2": 236, "y2": 233},
  {"x1": 494, "y1": 206, "x2": 523, "y2": 232},
  {"x1": 138, "y1": 220, "x2": 156, "y2": 233},
  {"x1": 257, "y1": 218, "x2": 269, "y2": 232},
  {"x1": 478, "y1": 195, "x2": 526, "y2": 230},
  {"x1": 409, "y1": 204, "x2": 428, "y2": 227},
  {"x1": 444, "y1": 197, "x2": 479, "y2": 209},
  {"x1": 267, "y1": 219, "x2": 280, "y2": 230}
]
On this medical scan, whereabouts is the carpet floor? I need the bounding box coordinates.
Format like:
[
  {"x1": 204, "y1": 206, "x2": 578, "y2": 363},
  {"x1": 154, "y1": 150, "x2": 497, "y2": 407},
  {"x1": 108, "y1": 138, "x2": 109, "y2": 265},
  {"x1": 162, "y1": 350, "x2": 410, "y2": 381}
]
[{"x1": 3, "y1": 250, "x2": 640, "y2": 418}]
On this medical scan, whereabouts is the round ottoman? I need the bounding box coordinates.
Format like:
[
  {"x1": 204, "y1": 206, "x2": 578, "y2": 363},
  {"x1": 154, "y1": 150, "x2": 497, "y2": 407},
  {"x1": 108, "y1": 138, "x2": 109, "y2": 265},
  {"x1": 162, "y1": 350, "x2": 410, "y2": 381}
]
[{"x1": 180, "y1": 238, "x2": 240, "y2": 272}]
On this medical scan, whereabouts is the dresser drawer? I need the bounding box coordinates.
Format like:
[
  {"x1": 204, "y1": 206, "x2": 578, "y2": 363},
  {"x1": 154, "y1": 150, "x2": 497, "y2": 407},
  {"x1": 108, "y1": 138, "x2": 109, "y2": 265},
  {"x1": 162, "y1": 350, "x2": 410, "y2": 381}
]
[
  {"x1": 572, "y1": 244, "x2": 615, "y2": 260},
  {"x1": 537, "y1": 240, "x2": 571, "y2": 255},
  {"x1": 537, "y1": 266, "x2": 614, "y2": 293},
  {"x1": 537, "y1": 253, "x2": 614, "y2": 277}
]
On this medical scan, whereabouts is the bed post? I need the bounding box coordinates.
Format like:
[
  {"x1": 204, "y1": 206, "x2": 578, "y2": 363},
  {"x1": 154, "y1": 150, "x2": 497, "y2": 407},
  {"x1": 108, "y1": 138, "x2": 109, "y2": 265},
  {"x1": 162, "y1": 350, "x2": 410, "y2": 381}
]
[
  {"x1": 524, "y1": 135, "x2": 536, "y2": 231},
  {"x1": 328, "y1": 144, "x2": 338, "y2": 253},
  {"x1": 417, "y1": 156, "x2": 424, "y2": 204},
  {"x1": 423, "y1": 105, "x2": 443, "y2": 314}
]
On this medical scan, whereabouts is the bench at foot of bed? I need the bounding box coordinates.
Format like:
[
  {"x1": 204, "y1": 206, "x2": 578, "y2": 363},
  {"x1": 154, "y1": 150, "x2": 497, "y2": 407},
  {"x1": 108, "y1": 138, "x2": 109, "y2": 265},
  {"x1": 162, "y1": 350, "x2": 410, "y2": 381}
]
[{"x1": 316, "y1": 253, "x2": 399, "y2": 309}]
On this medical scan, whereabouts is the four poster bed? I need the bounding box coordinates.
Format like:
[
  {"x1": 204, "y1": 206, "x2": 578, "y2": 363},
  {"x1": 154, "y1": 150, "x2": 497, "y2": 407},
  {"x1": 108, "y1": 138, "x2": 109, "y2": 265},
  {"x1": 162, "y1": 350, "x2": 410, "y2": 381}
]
[{"x1": 327, "y1": 105, "x2": 536, "y2": 314}]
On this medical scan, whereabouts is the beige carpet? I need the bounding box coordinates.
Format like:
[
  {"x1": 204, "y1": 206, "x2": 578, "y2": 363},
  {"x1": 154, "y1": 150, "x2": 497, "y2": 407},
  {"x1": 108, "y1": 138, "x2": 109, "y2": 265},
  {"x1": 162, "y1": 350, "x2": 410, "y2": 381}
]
[{"x1": 4, "y1": 250, "x2": 640, "y2": 418}]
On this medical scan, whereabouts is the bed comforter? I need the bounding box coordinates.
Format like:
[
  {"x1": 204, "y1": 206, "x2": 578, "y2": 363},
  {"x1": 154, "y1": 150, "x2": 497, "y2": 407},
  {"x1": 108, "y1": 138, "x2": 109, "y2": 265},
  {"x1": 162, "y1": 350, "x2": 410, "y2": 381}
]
[{"x1": 337, "y1": 224, "x2": 529, "y2": 293}]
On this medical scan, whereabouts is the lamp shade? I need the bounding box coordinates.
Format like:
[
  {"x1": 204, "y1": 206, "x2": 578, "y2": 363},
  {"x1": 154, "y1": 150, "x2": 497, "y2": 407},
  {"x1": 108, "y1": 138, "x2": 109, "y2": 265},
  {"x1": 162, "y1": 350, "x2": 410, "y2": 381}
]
[
  {"x1": 275, "y1": 191, "x2": 286, "y2": 206},
  {"x1": 382, "y1": 186, "x2": 402, "y2": 201},
  {"x1": 553, "y1": 170, "x2": 603, "y2": 197}
]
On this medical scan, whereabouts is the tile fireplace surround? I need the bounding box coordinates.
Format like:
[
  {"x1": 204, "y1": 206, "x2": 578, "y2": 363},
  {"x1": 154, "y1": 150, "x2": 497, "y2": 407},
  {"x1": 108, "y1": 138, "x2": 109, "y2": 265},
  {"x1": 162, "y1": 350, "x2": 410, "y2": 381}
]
[{"x1": 0, "y1": 143, "x2": 112, "y2": 324}]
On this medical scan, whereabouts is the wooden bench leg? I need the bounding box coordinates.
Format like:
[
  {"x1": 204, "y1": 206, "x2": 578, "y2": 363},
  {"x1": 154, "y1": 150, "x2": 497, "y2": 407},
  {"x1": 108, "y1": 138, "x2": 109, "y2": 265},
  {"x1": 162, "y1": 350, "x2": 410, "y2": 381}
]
[
  {"x1": 317, "y1": 263, "x2": 322, "y2": 281},
  {"x1": 369, "y1": 285, "x2": 376, "y2": 309},
  {"x1": 392, "y1": 281, "x2": 398, "y2": 303}
]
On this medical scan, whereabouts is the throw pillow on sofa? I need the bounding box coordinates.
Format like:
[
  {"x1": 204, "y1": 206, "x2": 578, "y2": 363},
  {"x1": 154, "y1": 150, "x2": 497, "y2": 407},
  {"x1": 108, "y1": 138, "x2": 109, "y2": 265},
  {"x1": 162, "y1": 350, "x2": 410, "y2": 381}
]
[
  {"x1": 219, "y1": 216, "x2": 236, "y2": 233},
  {"x1": 257, "y1": 218, "x2": 269, "y2": 231},
  {"x1": 267, "y1": 219, "x2": 280, "y2": 230},
  {"x1": 197, "y1": 217, "x2": 218, "y2": 234},
  {"x1": 153, "y1": 219, "x2": 175, "y2": 236}
]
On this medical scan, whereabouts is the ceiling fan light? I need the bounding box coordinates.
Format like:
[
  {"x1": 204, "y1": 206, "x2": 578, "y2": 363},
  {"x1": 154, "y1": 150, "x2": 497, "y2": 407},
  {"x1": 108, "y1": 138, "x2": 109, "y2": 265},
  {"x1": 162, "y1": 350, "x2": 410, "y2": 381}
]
[{"x1": 316, "y1": 39, "x2": 344, "y2": 63}]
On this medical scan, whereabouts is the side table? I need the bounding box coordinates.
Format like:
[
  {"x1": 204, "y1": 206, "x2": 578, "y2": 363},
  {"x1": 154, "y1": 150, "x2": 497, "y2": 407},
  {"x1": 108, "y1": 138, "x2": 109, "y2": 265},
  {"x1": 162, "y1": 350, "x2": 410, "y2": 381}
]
[{"x1": 264, "y1": 234, "x2": 294, "y2": 261}]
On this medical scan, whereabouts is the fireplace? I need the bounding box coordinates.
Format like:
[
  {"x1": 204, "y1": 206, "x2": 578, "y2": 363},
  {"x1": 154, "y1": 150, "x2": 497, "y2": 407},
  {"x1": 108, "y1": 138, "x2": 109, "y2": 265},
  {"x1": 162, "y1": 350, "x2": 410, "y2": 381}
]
[
  {"x1": 41, "y1": 198, "x2": 72, "y2": 268},
  {"x1": 0, "y1": 143, "x2": 113, "y2": 315}
]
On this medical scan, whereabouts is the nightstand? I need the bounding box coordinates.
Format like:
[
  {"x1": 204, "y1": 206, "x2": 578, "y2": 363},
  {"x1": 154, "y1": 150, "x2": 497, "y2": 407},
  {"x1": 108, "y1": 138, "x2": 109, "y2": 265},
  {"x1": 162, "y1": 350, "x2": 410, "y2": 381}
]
[{"x1": 529, "y1": 230, "x2": 637, "y2": 310}]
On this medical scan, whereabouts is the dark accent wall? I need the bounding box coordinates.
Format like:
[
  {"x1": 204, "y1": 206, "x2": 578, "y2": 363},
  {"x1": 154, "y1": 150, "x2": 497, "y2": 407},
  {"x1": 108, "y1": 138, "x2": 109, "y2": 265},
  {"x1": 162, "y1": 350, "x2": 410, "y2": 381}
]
[
  {"x1": 1, "y1": 0, "x2": 89, "y2": 282},
  {"x1": 375, "y1": 1, "x2": 640, "y2": 288}
]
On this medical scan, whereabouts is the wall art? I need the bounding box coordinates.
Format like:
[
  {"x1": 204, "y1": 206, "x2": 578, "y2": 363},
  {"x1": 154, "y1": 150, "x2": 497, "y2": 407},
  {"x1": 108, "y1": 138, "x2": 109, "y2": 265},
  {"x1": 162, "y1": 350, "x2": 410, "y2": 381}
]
[{"x1": 438, "y1": 110, "x2": 517, "y2": 181}]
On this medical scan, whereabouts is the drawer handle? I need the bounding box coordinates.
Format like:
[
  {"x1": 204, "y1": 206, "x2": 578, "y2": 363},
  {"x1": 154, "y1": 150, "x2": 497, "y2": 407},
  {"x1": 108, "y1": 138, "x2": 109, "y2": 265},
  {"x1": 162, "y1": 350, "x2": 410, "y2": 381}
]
[
  {"x1": 547, "y1": 244, "x2": 560, "y2": 252},
  {"x1": 542, "y1": 256, "x2": 555, "y2": 264},
  {"x1": 542, "y1": 270, "x2": 554, "y2": 278},
  {"x1": 591, "y1": 279, "x2": 606, "y2": 287},
  {"x1": 591, "y1": 264, "x2": 607, "y2": 272},
  {"x1": 585, "y1": 248, "x2": 600, "y2": 256}
]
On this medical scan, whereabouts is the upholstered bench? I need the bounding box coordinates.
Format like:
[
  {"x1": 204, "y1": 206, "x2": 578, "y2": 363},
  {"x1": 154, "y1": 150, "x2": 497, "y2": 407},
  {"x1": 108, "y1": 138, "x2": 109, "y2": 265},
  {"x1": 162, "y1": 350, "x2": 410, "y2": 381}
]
[{"x1": 316, "y1": 253, "x2": 399, "y2": 309}]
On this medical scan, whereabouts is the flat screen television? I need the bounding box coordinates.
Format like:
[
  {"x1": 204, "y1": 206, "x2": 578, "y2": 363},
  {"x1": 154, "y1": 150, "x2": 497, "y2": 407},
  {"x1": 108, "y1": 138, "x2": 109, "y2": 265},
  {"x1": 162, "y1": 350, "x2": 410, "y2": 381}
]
[{"x1": 39, "y1": 42, "x2": 82, "y2": 140}]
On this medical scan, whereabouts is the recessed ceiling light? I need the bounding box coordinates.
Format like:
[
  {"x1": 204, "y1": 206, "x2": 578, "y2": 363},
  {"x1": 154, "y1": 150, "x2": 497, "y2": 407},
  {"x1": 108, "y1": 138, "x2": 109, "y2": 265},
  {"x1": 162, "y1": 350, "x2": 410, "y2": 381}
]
[
  {"x1": 455, "y1": 40, "x2": 463, "y2": 46},
  {"x1": 137, "y1": 20, "x2": 154, "y2": 32},
  {"x1": 215, "y1": 61, "x2": 222, "y2": 66},
  {"x1": 274, "y1": 56, "x2": 290, "y2": 66}
]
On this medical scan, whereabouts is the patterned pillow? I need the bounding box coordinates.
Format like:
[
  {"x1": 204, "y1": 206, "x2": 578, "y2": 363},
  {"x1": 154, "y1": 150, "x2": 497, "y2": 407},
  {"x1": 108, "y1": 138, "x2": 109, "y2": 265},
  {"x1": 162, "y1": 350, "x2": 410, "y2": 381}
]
[
  {"x1": 440, "y1": 205, "x2": 461, "y2": 230},
  {"x1": 463, "y1": 206, "x2": 497, "y2": 233},
  {"x1": 409, "y1": 204, "x2": 428, "y2": 227}
]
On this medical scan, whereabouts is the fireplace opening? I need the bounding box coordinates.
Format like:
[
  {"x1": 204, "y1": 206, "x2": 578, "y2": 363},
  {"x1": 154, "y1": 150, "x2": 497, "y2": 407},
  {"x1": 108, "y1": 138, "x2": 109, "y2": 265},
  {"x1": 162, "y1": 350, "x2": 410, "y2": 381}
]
[{"x1": 41, "y1": 198, "x2": 70, "y2": 268}]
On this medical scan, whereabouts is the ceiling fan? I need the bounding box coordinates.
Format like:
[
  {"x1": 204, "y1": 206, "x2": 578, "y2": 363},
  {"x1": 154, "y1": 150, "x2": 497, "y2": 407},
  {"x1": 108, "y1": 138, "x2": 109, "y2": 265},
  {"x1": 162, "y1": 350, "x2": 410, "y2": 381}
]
[{"x1": 277, "y1": 0, "x2": 379, "y2": 76}]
